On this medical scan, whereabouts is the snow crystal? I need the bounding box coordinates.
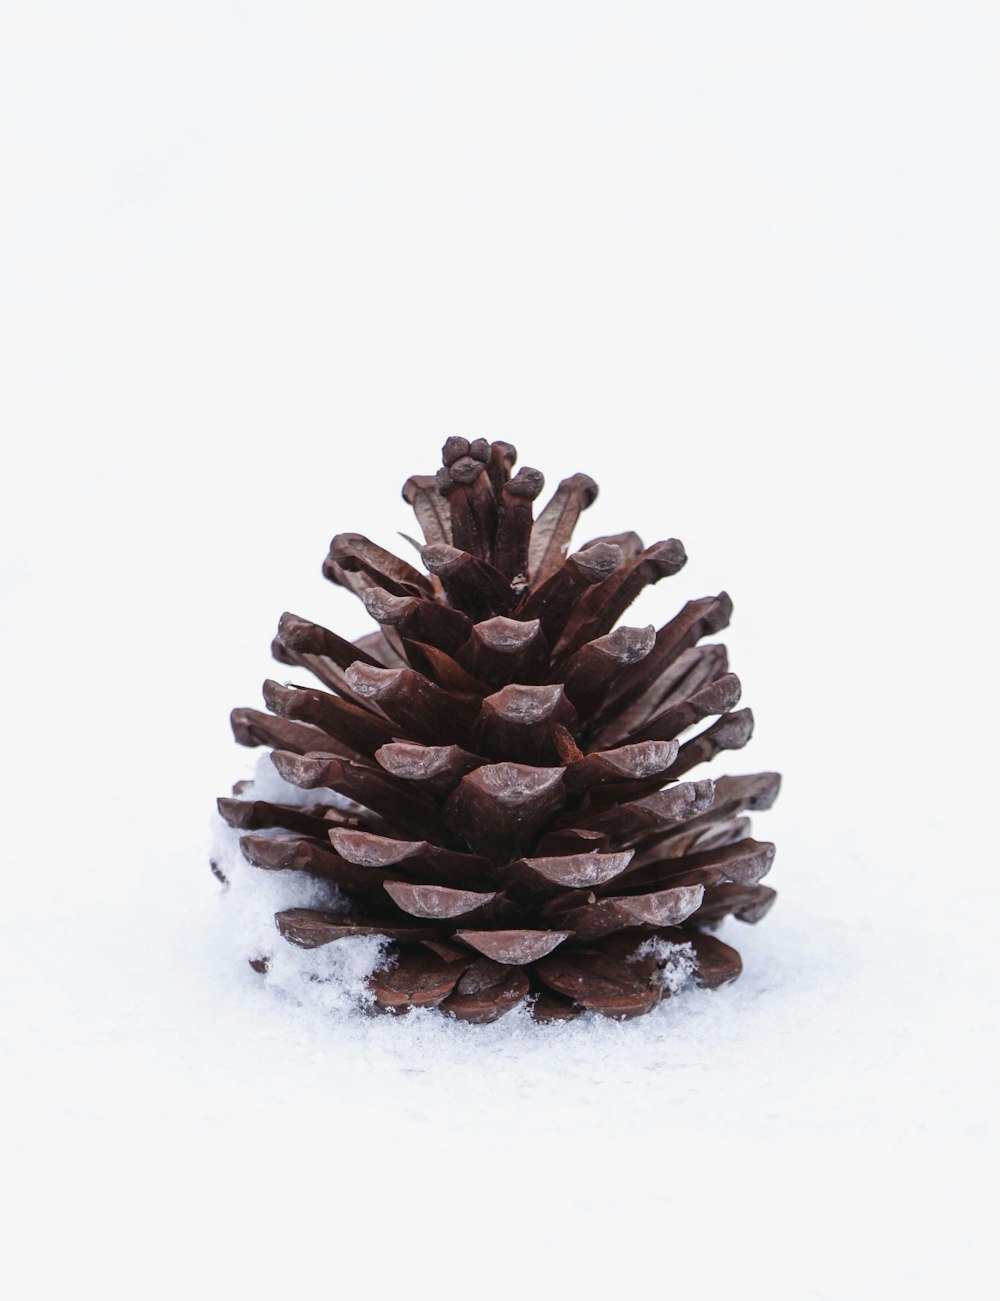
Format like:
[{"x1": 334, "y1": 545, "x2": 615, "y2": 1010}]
[{"x1": 634, "y1": 935, "x2": 698, "y2": 995}]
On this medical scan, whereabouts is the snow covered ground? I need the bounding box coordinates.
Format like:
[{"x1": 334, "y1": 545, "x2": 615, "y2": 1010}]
[{"x1": 2, "y1": 4, "x2": 997, "y2": 1298}]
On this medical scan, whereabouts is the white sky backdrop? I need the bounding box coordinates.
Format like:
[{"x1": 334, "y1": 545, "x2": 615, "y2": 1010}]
[{"x1": 2, "y1": 3, "x2": 997, "y2": 1298}]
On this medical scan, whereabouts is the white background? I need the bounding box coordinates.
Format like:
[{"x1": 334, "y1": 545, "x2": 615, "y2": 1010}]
[{"x1": 2, "y1": 3, "x2": 997, "y2": 1298}]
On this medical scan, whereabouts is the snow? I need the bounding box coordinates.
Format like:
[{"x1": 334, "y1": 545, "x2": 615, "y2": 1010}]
[
  {"x1": 633, "y1": 936, "x2": 696, "y2": 993},
  {"x1": 2, "y1": 3, "x2": 998, "y2": 1299}
]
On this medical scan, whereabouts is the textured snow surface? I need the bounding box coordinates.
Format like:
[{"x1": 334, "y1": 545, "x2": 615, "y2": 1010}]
[{"x1": 3, "y1": 3, "x2": 998, "y2": 1299}]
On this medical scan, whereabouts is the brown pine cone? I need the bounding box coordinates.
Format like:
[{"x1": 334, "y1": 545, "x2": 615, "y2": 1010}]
[{"x1": 218, "y1": 438, "x2": 780, "y2": 1022}]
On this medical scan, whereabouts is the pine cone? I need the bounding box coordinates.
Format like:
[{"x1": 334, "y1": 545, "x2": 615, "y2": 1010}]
[{"x1": 218, "y1": 438, "x2": 780, "y2": 1022}]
